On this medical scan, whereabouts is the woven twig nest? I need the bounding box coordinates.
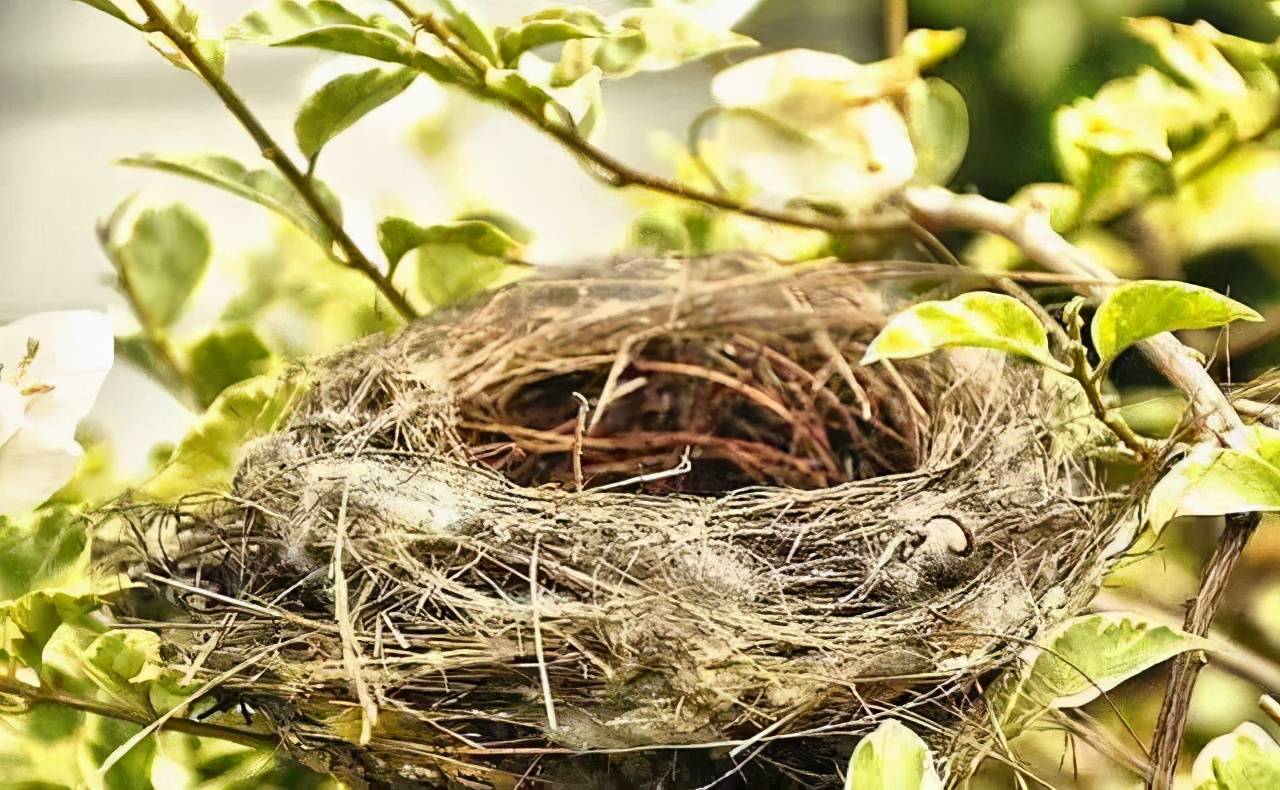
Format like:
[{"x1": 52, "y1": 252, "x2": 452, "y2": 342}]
[{"x1": 121, "y1": 255, "x2": 1130, "y2": 788}]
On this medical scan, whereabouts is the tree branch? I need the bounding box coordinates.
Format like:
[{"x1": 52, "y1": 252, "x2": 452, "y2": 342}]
[
  {"x1": 133, "y1": 0, "x2": 418, "y2": 321},
  {"x1": 0, "y1": 675, "x2": 279, "y2": 753},
  {"x1": 899, "y1": 186, "x2": 1259, "y2": 789},
  {"x1": 1145, "y1": 512, "x2": 1260, "y2": 790}
]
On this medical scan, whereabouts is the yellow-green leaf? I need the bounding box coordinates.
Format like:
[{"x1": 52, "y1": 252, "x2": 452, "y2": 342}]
[
  {"x1": 71, "y1": 0, "x2": 138, "y2": 26},
  {"x1": 901, "y1": 27, "x2": 966, "y2": 70},
  {"x1": 991, "y1": 612, "x2": 1209, "y2": 736},
  {"x1": 184, "y1": 325, "x2": 275, "y2": 408},
  {"x1": 846, "y1": 720, "x2": 943, "y2": 790},
  {"x1": 295, "y1": 66, "x2": 417, "y2": 162},
  {"x1": 1092, "y1": 280, "x2": 1262, "y2": 362},
  {"x1": 1147, "y1": 443, "x2": 1280, "y2": 532},
  {"x1": 114, "y1": 204, "x2": 210, "y2": 328},
  {"x1": 276, "y1": 25, "x2": 459, "y2": 83},
  {"x1": 499, "y1": 8, "x2": 612, "y2": 66},
  {"x1": 906, "y1": 77, "x2": 969, "y2": 185},
  {"x1": 862, "y1": 292, "x2": 1064, "y2": 371},
  {"x1": 120, "y1": 153, "x2": 342, "y2": 249},
  {"x1": 378, "y1": 217, "x2": 521, "y2": 274},
  {"x1": 142, "y1": 371, "x2": 310, "y2": 501},
  {"x1": 226, "y1": 0, "x2": 379, "y2": 42},
  {"x1": 1193, "y1": 722, "x2": 1280, "y2": 790}
]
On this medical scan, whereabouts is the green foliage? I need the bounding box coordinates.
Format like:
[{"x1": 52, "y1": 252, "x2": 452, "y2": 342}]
[
  {"x1": 906, "y1": 77, "x2": 969, "y2": 185},
  {"x1": 376, "y1": 217, "x2": 524, "y2": 307},
  {"x1": 436, "y1": 0, "x2": 500, "y2": 66},
  {"x1": 1092, "y1": 280, "x2": 1262, "y2": 362},
  {"x1": 275, "y1": 25, "x2": 461, "y2": 84},
  {"x1": 0, "y1": 591, "x2": 103, "y2": 674},
  {"x1": 1193, "y1": 722, "x2": 1280, "y2": 790},
  {"x1": 497, "y1": 8, "x2": 612, "y2": 66},
  {"x1": 71, "y1": 0, "x2": 137, "y2": 26},
  {"x1": 120, "y1": 154, "x2": 342, "y2": 249},
  {"x1": 990, "y1": 612, "x2": 1210, "y2": 736},
  {"x1": 863, "y1": 292, "x2": 1063, "y2": 371},
  {"x1": 0, "y1": 508, "x2": 89, "y2": 600},
  {"x1": 113, "y1": 204, "x2": 211, "y2": 328},
  {"x1": 1147, "y1": 426, "x2": 1280, "y2": 532},
  {"x1": 295, "y1": 67, "x2": 417, "y2": 163},
  {"x1": 845, "y1": 719, "x2": 943, "y2": 790},
  {"x1": 144, "y1": 371, "x2": 310, "y2": 501},
  {"x1": 225, "y1": 0, "x2": 368, "y2": 42},
  {"x1": 184, "y1": 326, "x2": 275, "y2": 408},
  {"x1": 83, "y1": 630, "x2": 165, "y2": 710},
  {"x1": 148, "y1": 0, "x2": 227, "y2": 78}
]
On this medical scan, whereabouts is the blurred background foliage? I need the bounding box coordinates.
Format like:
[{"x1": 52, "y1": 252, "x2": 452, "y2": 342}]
[{"x1": 5, "y1": 0, "x2": 1280, "y2": 787}]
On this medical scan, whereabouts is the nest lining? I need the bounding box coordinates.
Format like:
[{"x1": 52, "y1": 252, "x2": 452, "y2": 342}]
[{"x1": 119, "y1": 255, "x2": 1130, "y2": 788}]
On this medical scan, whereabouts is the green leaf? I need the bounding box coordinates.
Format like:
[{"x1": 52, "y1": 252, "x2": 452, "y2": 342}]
[
  {"x1": 499, "y1": 8, "x2": 612, "y2": 66},
  {"x1": 184, "y1": 325, "x2": 275, "y2": 408},
  {"x1": 901, "y1": 27, "x2": 967, "y2": 70},
  {"x1": 114, "y1": 204, "x2": 211, "y2": 328},
  {"x1": 906, "y1": 77, "x2": 969, "y2": 186},
  {"x1": 295, "y1": 66, "x2": 417, "y2": 162},
  {"x1": 556, "y1": 5, "x2": 756, "y2": 81},
  {"x1": 0, "y1": 508, "x2": 89, "y2": 600},
  {"x1": 225, "y1": 0, "x2": 376, "y2": 42},
  {"x1": 0, "y1": 591, "x2": 101, "y2": 672},
  {"x1": 146, "y1": 0, "x2": 227, "y2": 78},
  {"x1": 437, "y1": 0, "x2": 500, "y2": 66},
  {"x1": 1193, "y1": 722, "x2": 1280, "y2": 790},
  {"x1": 991, "y1": 612, "x2": 1210, "y2": 736},
  {"x1": 1147, "y1": 443, "x2": 1280, "y2": 532},
  {"x1": 120, "y1": 153, "x2": 342, "y2": 249},
  {"x1": 71, "y1": 0, "x2": 138, "y2": 26},
  {"x1": 862, "y1": 292, "x2": 1064, "y2": 371},
  {"x1": 846, "y1": 720, "x2": 943, "y2": 790},
  {"x1": 377, "y1": 217, "x2": 520, "y2": 274},
  {"x1": 143, "y1": 371, "x2": 310, "y2": 501},
  {"x1": 84, "y1": 630, "x2": 165, "y2": 696},
  {"x1": 275, "y1": 25, "x2": 460, "y2": 83},
  {"x1": 84, "y1": 716, "x2": 157, "y2": 790},
  {"x1": 1092, "y1": 280, "x2": 1262, "y2": 362}
]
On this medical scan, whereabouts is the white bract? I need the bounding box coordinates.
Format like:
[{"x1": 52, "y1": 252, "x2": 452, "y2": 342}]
[{"x1": 0, "y1": 311, "x2": 113, "y2": 514}]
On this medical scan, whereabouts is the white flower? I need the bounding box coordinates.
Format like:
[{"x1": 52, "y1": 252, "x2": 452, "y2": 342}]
[{"x1": 0, "y1": 311, "x2": 113, "y2": 514}]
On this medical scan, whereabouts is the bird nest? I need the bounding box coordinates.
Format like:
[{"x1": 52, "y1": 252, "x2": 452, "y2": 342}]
[{"x1": 116, "y1": 255, "x2": 1133, "y2": 788}]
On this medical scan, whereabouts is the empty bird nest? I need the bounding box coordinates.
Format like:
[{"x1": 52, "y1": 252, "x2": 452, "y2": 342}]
[{"x1": 112, "y1": 254, "x2": 1138, "y2": 788}]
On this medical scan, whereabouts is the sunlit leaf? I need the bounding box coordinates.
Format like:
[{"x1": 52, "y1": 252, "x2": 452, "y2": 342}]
[
  {"x1": 1147, "y1": 443, "x2": 1280, "y2": 532},
  {"x1": 276, "y1": 25, "x2": 460, "y2": 83},
  {"x1": 991, "y1": 612, "x2": 1209, "y2": 736},
  {"x1": 862, "y1": 292, "x2": 1064, "y2": 371},
  {"x1": 120, "y1": 153, "x2": 342, "y2": 249},
  {"x1": 142, "y1": 370, "x2": 310, "y2": 500},
  {"x1": 84, "y1": 715, "x2": 157, "y2": 790},
  {"x1": 146, "y1": 0, "x2": 227, "y2": 78},
  {"x1": 437, "y1": 0, "x2": 500, "y2": 66},
  {"x1": 1092, "y1": 280, "x2": 1262, "y2": 362},
  {"x1": 901, "y1": 27, "x2": 966, "y2": 70},
  {"x1": 499, "y1": 7, "x2": 612, "y2": 65},
  {"x1": 226, "y1": 0, "x2": 381, "y2": 42},
  {"x1": 906, "y1": 77, "x2": 969, "y2": 185},
  {"x1": 184, "y1": 325, "x2": 275, "y2": 408},
  {"x1": 556, "y1": 4, "x2": 756, "y2": 81},
  {"x1": 1193, "y1": 722, "x2": 1280, "y2": 790},
  {"x1": 84, "y1": 629, "x2": 165, "y2": 699},
  {"x1": 71, "y1": 0, "x2": 138, "y2": 26},
  {"x1": 0, "y1": 508, "x2": 89, "y2": 600},
  {"x1": 295, "y1": 66, "x2": 417, "y2": 162},
  {"x1": 377, "y1": 217, "x2": 520, "y2": 273},
  {"x1": 846, "y1": 719, "x2": 943, "y2": 790},
  {"x1": 0, "y1": 591, "x2": 101, "y2": 672},
  {"x1": 113, "y1": 204, "x2": 210, "y2": 328},
  {"x1": 1128, "y1": 18, "x2": 1280, "y2": 139}
]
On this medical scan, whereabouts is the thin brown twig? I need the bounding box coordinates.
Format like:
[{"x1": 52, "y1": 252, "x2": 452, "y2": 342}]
[{"x1": 134, "y1": 0, "x2": 417, "y2": 321}]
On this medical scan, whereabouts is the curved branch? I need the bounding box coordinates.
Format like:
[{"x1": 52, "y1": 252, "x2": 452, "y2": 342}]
[{"x1": 133, "y1": 0, "x2": 417, "y2": 321}]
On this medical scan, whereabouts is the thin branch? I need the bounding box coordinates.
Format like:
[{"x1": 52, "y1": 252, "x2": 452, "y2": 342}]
[
  {"x1": 903, "y1": 186, "x2": 1247, "y2": 446},
  {"x1": 884, "y1": 0, "x2": 909, "y2": 57},
  {"x1": 409, "y1": 12, "x2": 936, "y2": 246},
  {"x1": 133, "y1": 0, "x2": 417, "y2": 321},
  {"x1": 0, "y1": 675, "x2": 279, "y2": 753},
  {"x1": 1146, "y1": 512, "x2": 1260, "y2": 790}
]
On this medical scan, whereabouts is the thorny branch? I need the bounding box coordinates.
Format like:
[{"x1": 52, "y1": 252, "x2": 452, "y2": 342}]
[{"x1": 134, "y1": 0, "x2": 418, "y2": 321}]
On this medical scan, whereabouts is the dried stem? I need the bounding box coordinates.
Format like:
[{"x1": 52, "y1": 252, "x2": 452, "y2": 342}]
[
  {"x1": 1146, "y1": 512, "x2": 1260, "y2": 790},
  {"x1": 134, "y1": 0, "x2": 417, "y2": 321},
  {"x1": 0, "y1": 675, "x2": 278, "y2": 753}
]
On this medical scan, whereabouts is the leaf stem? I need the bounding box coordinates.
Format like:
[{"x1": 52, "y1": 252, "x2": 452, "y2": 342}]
[
  {"x1": 0, "y1": 675, "x2": 279, "y2": 753},
  {"x1": 406, "y1": 11, "x2": 938, "y2": 247},
  {"x1": 133, "y1": 0, "x2": 417, "y2": 321}
]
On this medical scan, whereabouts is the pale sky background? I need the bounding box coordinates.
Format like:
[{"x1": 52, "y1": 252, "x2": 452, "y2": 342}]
[{"x1": 0, "y1": 0, "x2": 876, "y2": 470}]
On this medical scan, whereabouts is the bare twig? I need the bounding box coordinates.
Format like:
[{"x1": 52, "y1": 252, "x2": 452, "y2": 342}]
[
  {"x1": 1146, "y1": 512, "x2": 1260, "y2": 790},
  {"x1": 134, "y1": 0, "x2": 417, "y2": 321},
  {"x1": 884, "y1": 0, "x2": 909, "y2": 56}
]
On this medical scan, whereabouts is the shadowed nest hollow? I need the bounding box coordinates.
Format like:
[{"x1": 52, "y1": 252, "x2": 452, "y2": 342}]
[{"x1": 120, "y1": 255, "x2": 1133, "y2": 788}]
